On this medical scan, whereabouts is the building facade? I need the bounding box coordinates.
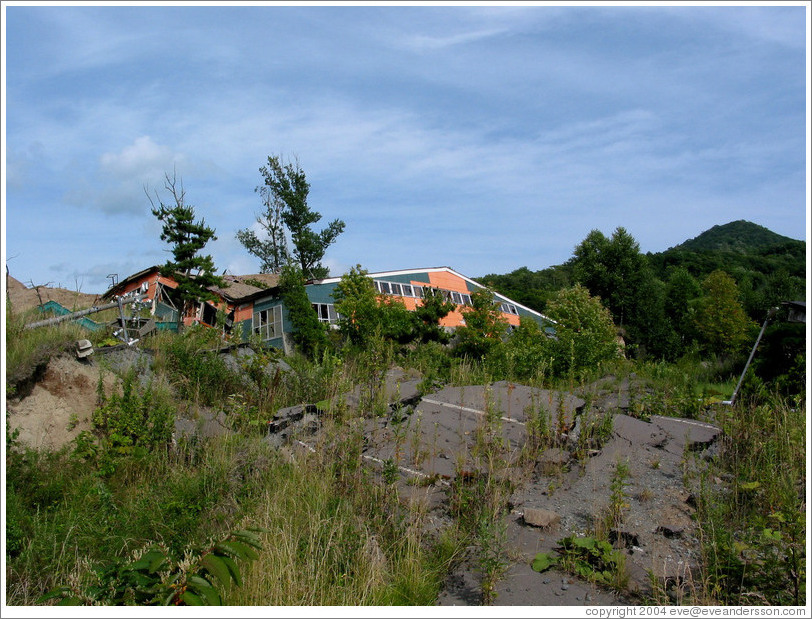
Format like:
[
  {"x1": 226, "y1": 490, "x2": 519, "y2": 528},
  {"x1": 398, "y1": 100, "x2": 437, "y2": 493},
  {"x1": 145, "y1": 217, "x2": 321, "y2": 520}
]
[{"x1": 104, "y1": 265, "x2": 553, "y2": 352}]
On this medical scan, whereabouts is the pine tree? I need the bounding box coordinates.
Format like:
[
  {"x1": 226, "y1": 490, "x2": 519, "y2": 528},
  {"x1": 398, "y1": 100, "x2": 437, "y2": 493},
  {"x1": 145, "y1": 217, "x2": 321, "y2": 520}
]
[{"x1": 148, "y1": 171, "x2": 224, "y2": 330}]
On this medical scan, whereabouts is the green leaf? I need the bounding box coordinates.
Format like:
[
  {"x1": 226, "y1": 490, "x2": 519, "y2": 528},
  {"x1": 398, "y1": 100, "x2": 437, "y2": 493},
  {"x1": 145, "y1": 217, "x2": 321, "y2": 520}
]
[
  {"x1": 56, "y1": 597, "x2": 84, "y2": 606},
  {"x1": 231, "y1": 529, "x2": 264, "y2": 549},
  {"x1": 187, "y1": 575, "x2": 221, "y2": 605},
  {"x1": 220, "y1": 555, "x2": 242, "y2": 587},
  {"x1": 37, "y1": 587, "x2": 73, "y2": 603},
  {"x1": 739, "y1": 481, "x2": 761, "y2": 491},
  {"x1": 571, "y1": 536, "x2": 596, "y2": 549},
  {"x1": 181, "y1": 591, "x2": 204, "y2": 605},
  {"x1": 145, "y1": 549, "x2": 169, "y2": 573},
  {"x1": 201, "y1": 554, "x2": 232, "y2": 588},
  {"x1": 531, "y1": 552, "x2": 557, "y2": 573},
  {"x1": 215, "y1": 540, "x2": 258, "y2": 561}
]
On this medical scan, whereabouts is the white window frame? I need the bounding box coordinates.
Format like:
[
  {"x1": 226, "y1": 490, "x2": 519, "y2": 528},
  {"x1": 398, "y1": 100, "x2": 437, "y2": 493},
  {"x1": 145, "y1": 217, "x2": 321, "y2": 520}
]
[
  {"x1": 312, "y1": 303, "x2": 339, "y2": 324},
  {"x1": 253, "y1": 305, "x2": 283, "y2": 341},
  {"x1": 500, "y1": 302, "x2": 519, "y2": 315}
]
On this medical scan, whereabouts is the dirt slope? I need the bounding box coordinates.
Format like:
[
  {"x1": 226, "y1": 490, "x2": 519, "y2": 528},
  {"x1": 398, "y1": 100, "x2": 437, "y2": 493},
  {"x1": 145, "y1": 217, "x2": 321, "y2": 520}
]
[{"x1": 5, "y1": 274, "x2": 103, "y2": 313}]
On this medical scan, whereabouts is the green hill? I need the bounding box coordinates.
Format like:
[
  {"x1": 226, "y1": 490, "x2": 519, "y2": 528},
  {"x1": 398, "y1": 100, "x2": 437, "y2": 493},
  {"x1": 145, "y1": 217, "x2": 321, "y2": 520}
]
[
  {"x1": 669, "y1": 220, "x2": 801, "y2": 253},
  {"x1": 477, "y1": 220, "x2": 806, "y2": 317}
]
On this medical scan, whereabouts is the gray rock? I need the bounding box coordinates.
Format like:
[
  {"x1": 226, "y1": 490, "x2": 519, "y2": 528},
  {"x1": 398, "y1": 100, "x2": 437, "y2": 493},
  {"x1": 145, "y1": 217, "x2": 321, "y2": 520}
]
[{"x1": 522, "y1": 508, "x2": 561, "y2": 529}]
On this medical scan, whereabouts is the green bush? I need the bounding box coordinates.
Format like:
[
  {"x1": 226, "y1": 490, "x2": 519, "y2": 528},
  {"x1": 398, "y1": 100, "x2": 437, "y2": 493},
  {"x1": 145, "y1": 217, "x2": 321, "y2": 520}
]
[
  {"x1": 93, "y1": 369, "x2": 175, "y2": 454},
  {"x1": 151, "y1": 326, "x2": 244, "y2": 405}
]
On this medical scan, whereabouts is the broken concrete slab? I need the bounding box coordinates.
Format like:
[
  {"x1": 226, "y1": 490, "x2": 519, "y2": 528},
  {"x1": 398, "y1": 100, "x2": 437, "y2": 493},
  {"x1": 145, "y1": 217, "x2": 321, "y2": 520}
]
[{"x1": 649, "y1": 415, "x2": 721, "y2": 455}]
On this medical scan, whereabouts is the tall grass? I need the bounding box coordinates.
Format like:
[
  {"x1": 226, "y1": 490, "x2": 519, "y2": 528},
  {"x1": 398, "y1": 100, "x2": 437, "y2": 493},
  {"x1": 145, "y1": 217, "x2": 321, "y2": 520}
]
[
  {"x1": 694, "y1": 394, "x2": 806, "y2": 606},
  {"x1": 228, "y1": 443, "x2": 457, "y2": 605},
  {"x1": 5, "y1": 305, "x2": 88, "y2": 394}
]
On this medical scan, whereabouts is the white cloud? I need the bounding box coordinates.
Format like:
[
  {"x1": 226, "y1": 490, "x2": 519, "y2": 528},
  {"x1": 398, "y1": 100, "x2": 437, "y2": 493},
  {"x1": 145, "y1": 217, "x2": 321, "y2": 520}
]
[
  {"x1": 100, "y1": 136, "x2": 179, "y2": 181},
  {"x1": 62, "y1": 136, "x2": 187, "y2": 215},
  {"x1": 400, "y1": 27, "x2": 508, "y2": 52}
]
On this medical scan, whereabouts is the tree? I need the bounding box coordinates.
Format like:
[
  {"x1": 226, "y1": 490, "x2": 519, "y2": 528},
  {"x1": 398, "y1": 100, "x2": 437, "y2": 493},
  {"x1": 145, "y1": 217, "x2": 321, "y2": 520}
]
[
  {"x1": 453, "y1": 289, "x2": 509, "y2": 360},
  {"x1": 235, "y1": 182, "x2": 289, "y2": 273},
  {"x1": 250, "y1": 155, "x2": 345, "y2": 279},
  {"x1": 664, "y1": 267, "x2": 702, "y2": 349},
  {"x1": 412, "y1": 287, "x2": 456, "y2": 344},
  {"x1": 544, "y1": 284, "x2": 620, "y2": 378},
  {"x1": 278, "y1": 264, "x2": 328, "y2": 358},
  {"x1": 499, "y1": 316, "x2": 553, "y2": 381},
  {"x1": 332, "y1": 265, "x2": 415, "y2": 347},
  {"x1": 147, "y1": 171, "x2": 224, "y2": 330},
  {"x1": 573, "y1": 227, "x2": 670, "y2": 358},
  {"x1": 333, "y1": 265, "x2": 381, "y2": 347},
  {"x1": 573, "y1": 227, "x2": 647, "y2": 328},
  {"x1": 692, "y1": 270, "x2": 755, "y2": 357}
]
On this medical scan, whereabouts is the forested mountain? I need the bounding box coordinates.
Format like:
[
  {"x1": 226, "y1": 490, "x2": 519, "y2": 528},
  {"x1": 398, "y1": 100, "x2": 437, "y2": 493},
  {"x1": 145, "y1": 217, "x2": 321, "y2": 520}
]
[
  {"x1": 477, "y1": 220, "x2": 806, "y2": 362},
  {"x1": 478, "y1": 220, "x2": 805, "y2": 315},
  {"x1": 667, "y1": 220, "x2": 800, "y2": 253},
  {"x1": 647, "y1": 221, "x2": 805, "y2": 282}
]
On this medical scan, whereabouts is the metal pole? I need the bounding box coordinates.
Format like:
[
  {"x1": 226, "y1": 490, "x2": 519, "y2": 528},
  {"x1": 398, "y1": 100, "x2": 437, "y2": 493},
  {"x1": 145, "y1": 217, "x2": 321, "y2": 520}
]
[
  {"x1": 23, "y1": 293, "x2": 148, "y2": 330},
  {"x1": 725, "y1": 306, "x2": 777, "y2": 406}
]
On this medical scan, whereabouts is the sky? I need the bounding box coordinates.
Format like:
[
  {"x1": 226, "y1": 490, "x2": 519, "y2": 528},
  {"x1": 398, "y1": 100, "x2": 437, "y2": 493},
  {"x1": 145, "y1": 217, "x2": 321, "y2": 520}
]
[{"x1": 2, "y1": 1, "x2": 809, "y2": 295}]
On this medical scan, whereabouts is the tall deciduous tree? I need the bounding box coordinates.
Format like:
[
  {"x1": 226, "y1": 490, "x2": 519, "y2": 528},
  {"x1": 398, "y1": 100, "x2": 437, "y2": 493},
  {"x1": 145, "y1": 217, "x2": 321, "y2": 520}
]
[
  {"x1": 544, "y1": 284, "x2": 620, "y2": 378},
  {"x1": 247, "y1": 155, "x2": 345, "y2": 280},
  {"x1": 573, "y1": 227, "x2": 647, "y2": 328},
  {"x1": 573, "y1": 226, "x2": 673, "y2": 358},
  {"x1": 664, "y1": 267, "x2": 701, "y2": 347},
  {"x1": 147, "y1": 171, "x2": 224, "y2": 330},
  {"x1": 693, "y1": 270, "x2": 755, "y2": 357},
  {"x1": 235, "y1": 182, "x2": 289, "y2": 274}
]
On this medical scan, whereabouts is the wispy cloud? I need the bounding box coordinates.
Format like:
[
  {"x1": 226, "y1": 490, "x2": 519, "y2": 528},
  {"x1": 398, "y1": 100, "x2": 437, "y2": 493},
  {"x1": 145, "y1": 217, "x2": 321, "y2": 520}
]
[
  {"x1": 400, "y1": 27, "x2": 509, "y2": 52},
  {"x1": 4, "y1": 4, "x2": 806, "y2": 292},
  {"x1": 62, "y1": 136, "x2": 187, "y2": 215}
]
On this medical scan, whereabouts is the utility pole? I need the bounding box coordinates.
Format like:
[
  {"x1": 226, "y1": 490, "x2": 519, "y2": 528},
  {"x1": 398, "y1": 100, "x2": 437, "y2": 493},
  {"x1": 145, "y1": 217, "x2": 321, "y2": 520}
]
[{"x1": 723, "y1": 306, "x2": 778, "y2": 406}]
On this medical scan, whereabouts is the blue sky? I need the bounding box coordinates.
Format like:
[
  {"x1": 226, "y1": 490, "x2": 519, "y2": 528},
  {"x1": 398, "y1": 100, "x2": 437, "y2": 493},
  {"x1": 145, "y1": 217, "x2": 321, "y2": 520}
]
[{"x1": 3, "y1": 2, "x2": 809, "y2": 294}]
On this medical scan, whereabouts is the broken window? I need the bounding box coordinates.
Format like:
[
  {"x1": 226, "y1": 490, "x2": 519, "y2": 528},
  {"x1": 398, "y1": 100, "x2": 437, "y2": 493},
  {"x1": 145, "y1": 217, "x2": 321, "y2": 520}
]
[
  {"x1": 253, "y1": 305, "x2": 283, "y2": 340},
  {"x1": 312, "y1": 303, "x2": 339, "y2": 324}
]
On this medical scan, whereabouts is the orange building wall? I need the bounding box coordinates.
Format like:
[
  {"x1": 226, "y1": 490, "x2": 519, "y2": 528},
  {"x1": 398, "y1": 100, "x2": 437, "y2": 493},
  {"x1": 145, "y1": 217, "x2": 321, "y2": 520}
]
[{"x1": 389, "y1": 271, "x2": 521, "y2": 328}]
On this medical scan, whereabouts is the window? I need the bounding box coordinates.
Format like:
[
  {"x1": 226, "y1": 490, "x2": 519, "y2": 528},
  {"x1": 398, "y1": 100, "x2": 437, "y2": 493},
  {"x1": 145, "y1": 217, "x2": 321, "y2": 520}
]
[
  {"x1": 312, "y1": 303, "x2": 339, "y2": 324},
  {"x1": 390, "y1": 283, "x2": 402, "y2": 296},
  {"x1": 413, "y1": 286, "x2": 424, "y2": 298},
  {"x1": 253, "y1": 305, "x2": 283, "y2": 340},
  {"x1": 451, "y1": 291, "x2": 463, "y2": 305},
  {"x1": 201, "y1": 302, "x2": 218, "y2": 326},
  {"x1": 500, "y1": 303, "x2": 519, "y2": 315},
  {"x1": 378, "y1": 281, "x2": 391, "y2": 294},
  {"x1": 461, "y1": 293, "x2": 472, "y2": 306},
  {"x1": 401, "y1": 284, "x2": 413, "y2": 297}
]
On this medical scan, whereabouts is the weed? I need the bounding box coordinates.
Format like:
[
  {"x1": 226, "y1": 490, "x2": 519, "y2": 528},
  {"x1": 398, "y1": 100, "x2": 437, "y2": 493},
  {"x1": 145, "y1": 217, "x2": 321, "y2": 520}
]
[
  {"x1": 555, "y1": 535, "x2": 630, "y2": 592},
  {"x1": 40, "y1": 528, "x2": 267, "y2": 605}
]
